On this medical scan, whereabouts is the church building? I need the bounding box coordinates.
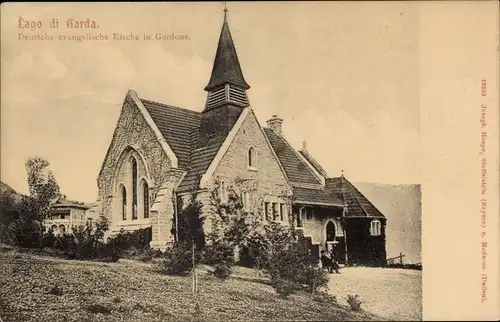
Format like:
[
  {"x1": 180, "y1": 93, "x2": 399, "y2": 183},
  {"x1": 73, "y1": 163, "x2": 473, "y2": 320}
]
[{"x1": 95, "y1": 10, "x2": 387, "y2": 267}]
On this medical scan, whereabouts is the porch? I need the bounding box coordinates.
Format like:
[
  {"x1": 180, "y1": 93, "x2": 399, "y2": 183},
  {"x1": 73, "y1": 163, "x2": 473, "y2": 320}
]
[{"x1": 293, "y1": 203, "x2": 347, "y2": 264}]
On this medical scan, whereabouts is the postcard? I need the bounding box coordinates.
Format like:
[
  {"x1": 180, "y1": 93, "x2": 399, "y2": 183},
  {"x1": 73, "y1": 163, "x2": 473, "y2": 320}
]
[{"x1": 1, "y1": 2, "x2": 498, "y2": 321}]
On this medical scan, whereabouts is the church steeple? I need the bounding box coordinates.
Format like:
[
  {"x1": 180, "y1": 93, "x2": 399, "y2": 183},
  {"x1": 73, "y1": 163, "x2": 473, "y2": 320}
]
[{"x1": 204, "y1": 8, "x2": 250, "y2": 110}]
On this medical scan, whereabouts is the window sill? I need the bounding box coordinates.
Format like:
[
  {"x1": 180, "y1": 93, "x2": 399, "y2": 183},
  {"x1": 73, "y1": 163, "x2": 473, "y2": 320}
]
[
  {"x1": 247, "y1": 167, "x2": 258, "y2": 172},
  {"x1": 118, "y1": 218, "x2": 151, "y2": 227}
]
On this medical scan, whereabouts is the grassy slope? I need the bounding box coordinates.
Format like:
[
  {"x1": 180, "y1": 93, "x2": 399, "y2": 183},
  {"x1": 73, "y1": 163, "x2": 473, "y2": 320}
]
[{"x1": 0, "y1": 248, "x2": 382, "y2": 322}]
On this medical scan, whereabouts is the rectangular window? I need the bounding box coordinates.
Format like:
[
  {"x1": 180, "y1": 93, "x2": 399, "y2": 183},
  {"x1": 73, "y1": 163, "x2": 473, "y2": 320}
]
[
  {"x1": 370, "y1": 220, "x2": 381, "y2": 236},
  {"x1": 280, "y1": 203, "x2": 286, "y2": 222},
  {"x1": 242, "y1": 192, "x2": 250, "y2": 211},
  {"x1": 265, "y1": 202, "x2": 271, "y2": 221},
  {"x1": 220, "y1": 181, "x2": 228, "y2": 202},
  {"x1": 306, "y1": 208, "x2": 313, "y2": 221},
  {"x1": 60, "y1": 214, "x2": 65, "y2": 220},
  {"x1": 297, "y1": 208, "x2": 304, "y2": 227},
  {"x1": 272, "y1": 203, "x2": 279, "y2": 221}
]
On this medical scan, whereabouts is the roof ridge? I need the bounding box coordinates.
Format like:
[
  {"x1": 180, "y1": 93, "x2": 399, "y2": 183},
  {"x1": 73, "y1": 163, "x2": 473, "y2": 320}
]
[
  {"x1": 271, "y1": 130, "x2": 323, "y2": 186},
  {"x1": 298, "y1": 149, "x2": 329, "y2": 177},
  {"x1": 343, "y1": 177, "x2": 385, "y2": 218},
  {"x1": 140, "y1": 98, "x2": 202, "y2": 116},
  {"x1": 344, "y1": 179, "x2": 368, "y2": 216}
]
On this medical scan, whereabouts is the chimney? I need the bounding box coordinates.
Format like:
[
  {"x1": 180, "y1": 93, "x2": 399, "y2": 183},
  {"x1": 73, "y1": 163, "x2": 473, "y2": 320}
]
[{"x1": 266, "y1": 114, "x2": 283, "y2": 135}]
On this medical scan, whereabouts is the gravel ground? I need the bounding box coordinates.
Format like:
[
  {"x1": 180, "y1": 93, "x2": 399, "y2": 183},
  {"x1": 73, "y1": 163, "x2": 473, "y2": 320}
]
[{"x1": 328, "y1": 266, "x2": 422, "y2": 321}]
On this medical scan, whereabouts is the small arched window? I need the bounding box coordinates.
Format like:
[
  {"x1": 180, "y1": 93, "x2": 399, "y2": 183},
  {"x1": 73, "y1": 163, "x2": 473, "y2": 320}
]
[
  {"x1": 142, "y1": 180, "x2": 150, "y2": 219},
  {"x1": 121, "y1": 185, "x2": 127, "y2": 220},
  {"x1": 248, "y1": 147, "x2": 258, "y2": 169},
  {"x1": 370, "y1": 220, "x2": 381, "y2": 236},
  {"x1": 59, "y1": 224, "x2": 66, "y2": 234}
]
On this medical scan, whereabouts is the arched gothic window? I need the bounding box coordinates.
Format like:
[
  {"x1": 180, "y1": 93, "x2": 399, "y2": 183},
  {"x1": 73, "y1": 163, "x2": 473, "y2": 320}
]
[
  {"x1": 121, "y1": 185, "x2": 127, "y2": 220},
  {"x1": 248, "y1": 147, "x2": 258, "y2": 169},
  {"x1": 142, "y1": 180, "x2": 149, "y2": 219},
  {"x1": 131, "y1": 157, "x2": 138, "y2": 220}
]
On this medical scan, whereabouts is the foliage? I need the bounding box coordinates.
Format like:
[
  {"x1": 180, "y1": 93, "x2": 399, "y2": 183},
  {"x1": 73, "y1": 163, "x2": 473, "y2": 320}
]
[
  {"x1": 0, "y1": 189, "x2": 21, "y2": 242},
  {"x1": 171, "y1": 193, "x2": 205, "y2": 251},
  {"x1": 5, "y1": 196, "x2": 44, "y2": 248},
  {"x1": 2, "y1": 157, "x2": 62, "y2": 248},
  {"x1": 154, "y1": 242, "x2": 193, "y2": 276},
  {"x1": 25, "y1": 157, "x2": 61, "y2": 221},
  {"x1": 254, "y1": 223, "x2": 330, "y2": 296},
  {"x1": 212, "y1": 263, "x2": 232, "y2": 280},
  {"x1": 312, "y1": 291, "x2": 337, "y2": 304},
  {"x1": 42, "y1": 228, "x2": 57, "y2": 248},
  {"x1": 346, "y1": 294, "x2": 363, "y2": 311},
  {"x1": 203, "y1": 181, "x2": 262, "y2": 271},
  {"x1": 201, "y1": 238, "x2": 235, "y2": 267},
  {"x1": 106, "y1": 227, "x2": 152, "y2": 255},
  {"x1": 50, "y1": 215, "x2": 118, "y2": 261}
]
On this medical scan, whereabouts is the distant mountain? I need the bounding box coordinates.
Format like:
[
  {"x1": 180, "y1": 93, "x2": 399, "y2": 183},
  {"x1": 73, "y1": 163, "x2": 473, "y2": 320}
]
[
  {"x1": 0, "y1": 181, "x2": 16, "y2": 195},
  {"x1": 0, "y1": 181, "x2": 23, "y2": 201},
  {"x1": 354, "y1": 182, "x2": 422, "y2": 264}
]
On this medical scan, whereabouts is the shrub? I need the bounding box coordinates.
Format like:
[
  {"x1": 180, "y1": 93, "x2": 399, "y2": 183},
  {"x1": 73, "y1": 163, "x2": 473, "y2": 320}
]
[
  {"x1": 201, "y1": 238, "x2": 235, "y2": 266},
  {"x1": 85, "y1": 303, "x2": 112, "y2": 314},
  {"x1": 258, "y1": 223, "x2": 330, "y2": 296},
  {"x1": 136, "y1": 247, "x2": 164, "y2": 262},
  {"x1": 346, "y1": 294, "x2": 362, "y2": 311},
  {"x1": 107, "y1": 228, "x2": 152, "y2": 253},
  {"x1": 42, "y1": 228, "x2": 57, "y2": 248},
  {"x1": 270, "y1": 277, "x2": 297, "y2": 298},
  {"x1": 238, "y1": 230, "x2": 269, "y2": 269},
  {"x1": 171, "y1": 194, "x2": 205, "y2": 251},
  {"x1": 48, "y1": 216, "x2": 118, "y2": 261},
  {"x1": 312, "y1": 291, "x2": 337, "y2": 304},
  {"x1": 4, "y1": 196, "x2": 45, "y2": 248},
  {"x1": 154, "y1": 243, "x2": 193, "y2": 276},
  {"x1": 212, "y1": 263, "x2": 232, "y2": 280}
]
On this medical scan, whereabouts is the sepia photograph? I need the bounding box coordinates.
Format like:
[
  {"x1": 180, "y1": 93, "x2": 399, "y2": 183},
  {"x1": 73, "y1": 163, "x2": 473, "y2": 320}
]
[{"x1": 1, "y1": 2, "x2": 498, "y2": 321}]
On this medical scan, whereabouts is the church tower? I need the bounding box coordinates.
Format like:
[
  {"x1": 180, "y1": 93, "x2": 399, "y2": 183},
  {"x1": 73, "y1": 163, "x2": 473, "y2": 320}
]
[{"x1": 197, "y1": 8, "x2": 251, "y2": 147}]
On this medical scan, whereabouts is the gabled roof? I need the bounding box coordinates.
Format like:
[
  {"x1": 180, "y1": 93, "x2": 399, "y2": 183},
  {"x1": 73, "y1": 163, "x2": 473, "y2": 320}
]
[
  {"x1": 326, "y1": 177, "x2": 385, "y2": 218},
  {"x1": 141, "y1": 99, "x2": 202, "y2": 170},
  {"x1": 263, "y1": 128, "x2": 322, "y2": 186},
  {"x1": 204, "y1": 11, "x2": 250, "y2": 92}
]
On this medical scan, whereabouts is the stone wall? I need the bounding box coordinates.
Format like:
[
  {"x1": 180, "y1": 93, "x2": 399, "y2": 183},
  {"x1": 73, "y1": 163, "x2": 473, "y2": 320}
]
[
  {"x1": 206, "y1": 109, "x2": 291, "y2": 229},
  {"x1": 97, "y1": 93, "x2": 172, "y2": 229}
]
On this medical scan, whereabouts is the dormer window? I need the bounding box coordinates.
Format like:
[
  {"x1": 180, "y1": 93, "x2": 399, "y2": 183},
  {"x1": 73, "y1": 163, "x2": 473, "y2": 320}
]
[
  {"x1": 370, "y1": 220, "x2": 381, "y2": 236},
  {"x1": 248, "y1": 147, "x2": 258, "y2": 170}
]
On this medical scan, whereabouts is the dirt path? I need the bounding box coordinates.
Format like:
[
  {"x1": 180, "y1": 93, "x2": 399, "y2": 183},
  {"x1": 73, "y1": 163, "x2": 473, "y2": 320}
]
[{"x1": 328, "y1": 267, "x2": 422, "y2": 321}]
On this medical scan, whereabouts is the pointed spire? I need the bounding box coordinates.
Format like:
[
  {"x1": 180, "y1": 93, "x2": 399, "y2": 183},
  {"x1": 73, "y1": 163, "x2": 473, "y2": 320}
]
[{"x1": 204, "y1": 8, "x2": 250, "y2": 92}]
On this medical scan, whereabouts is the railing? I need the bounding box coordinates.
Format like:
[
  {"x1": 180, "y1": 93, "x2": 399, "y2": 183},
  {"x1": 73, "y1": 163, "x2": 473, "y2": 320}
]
[{"x1": 387, "y1": 252, "x2": 405, "y2": 265}]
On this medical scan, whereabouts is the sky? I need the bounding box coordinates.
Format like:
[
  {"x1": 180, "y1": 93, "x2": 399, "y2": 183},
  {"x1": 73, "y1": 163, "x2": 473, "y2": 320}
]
[{"x1": 1, "y1": 2, "x2": 421, "y2": 202}]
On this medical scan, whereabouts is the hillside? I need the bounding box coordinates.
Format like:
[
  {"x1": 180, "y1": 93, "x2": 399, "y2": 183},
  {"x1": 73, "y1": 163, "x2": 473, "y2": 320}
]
[
  {"x1": 0, "y1": 248, "x2": 383, "y2": 322},
  {"x1": 0, "y1": 182, "x2": 17, "y2": 196},
  {"x1": 354, "y1": 182, "x2": 421, "y2": 264}
]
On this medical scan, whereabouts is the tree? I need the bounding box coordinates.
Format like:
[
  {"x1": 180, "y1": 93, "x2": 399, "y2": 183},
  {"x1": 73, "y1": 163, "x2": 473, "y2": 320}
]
[
  {"x1": 25, "y1": 156, "x2": 61, "y2": 221},
  {"x1": 171, "y1": 192, "x2": 205, "y2": 251}
]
